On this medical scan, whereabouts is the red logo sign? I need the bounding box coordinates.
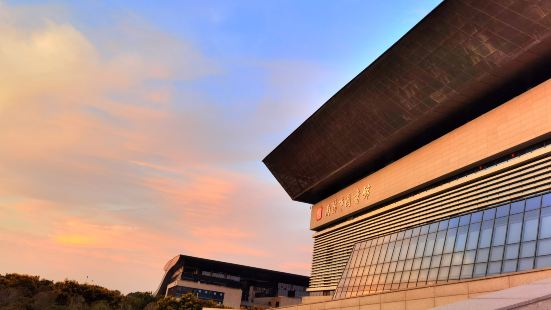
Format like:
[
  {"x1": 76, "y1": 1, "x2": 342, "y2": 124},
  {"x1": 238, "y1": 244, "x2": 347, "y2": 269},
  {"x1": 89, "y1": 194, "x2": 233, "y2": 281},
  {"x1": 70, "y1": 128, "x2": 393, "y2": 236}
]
[{"x1": 316, "y1": 207, "x2": 323, "y2": 221}]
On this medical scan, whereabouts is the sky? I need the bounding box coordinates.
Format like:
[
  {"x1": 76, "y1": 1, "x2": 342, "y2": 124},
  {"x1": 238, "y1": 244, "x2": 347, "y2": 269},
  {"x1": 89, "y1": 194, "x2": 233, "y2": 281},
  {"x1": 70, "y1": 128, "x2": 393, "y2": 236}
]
[{"x1": 0, "y1": 0, "x2": 441, "y2": 293}]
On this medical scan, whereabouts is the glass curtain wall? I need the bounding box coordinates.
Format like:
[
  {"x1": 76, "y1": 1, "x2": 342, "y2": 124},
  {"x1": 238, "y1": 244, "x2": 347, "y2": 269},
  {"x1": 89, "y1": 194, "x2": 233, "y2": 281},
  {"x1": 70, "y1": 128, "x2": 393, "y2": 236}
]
[{"x1": 334, "y1": 192, "x2": 551, "y2": 299}]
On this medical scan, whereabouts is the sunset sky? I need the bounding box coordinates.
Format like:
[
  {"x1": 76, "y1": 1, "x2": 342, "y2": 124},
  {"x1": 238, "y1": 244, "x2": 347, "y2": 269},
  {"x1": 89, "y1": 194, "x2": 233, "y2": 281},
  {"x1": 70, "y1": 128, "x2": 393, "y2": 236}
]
[{"x1": 0, "y1": 0, "x2": 441, "y2": 293}]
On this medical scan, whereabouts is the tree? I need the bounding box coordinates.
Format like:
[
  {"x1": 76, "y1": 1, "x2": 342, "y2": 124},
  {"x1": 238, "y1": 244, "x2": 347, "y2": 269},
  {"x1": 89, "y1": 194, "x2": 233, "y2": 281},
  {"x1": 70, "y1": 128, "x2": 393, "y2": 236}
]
[{"x1": 0, "y1": 273, "x2": 224, "y2": 310}]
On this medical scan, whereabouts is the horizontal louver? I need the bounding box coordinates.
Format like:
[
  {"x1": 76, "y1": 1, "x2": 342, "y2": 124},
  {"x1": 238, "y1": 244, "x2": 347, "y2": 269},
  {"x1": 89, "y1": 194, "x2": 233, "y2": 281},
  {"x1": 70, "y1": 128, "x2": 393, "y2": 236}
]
[{"x1": 310, "y1": 149, "x2": 551, "y2": 290}]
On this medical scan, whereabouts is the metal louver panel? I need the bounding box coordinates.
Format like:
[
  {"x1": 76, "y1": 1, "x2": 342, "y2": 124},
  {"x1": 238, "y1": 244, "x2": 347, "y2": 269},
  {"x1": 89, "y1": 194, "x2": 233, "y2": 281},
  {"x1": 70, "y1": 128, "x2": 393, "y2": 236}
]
[{"x1": 309, "y1": 146, "x2": 551, "y2": 291}]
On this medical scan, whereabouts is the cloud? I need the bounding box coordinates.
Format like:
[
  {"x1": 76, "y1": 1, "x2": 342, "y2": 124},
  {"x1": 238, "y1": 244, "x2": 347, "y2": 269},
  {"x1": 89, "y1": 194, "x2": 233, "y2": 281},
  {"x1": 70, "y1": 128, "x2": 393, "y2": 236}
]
[
  {"x1": 0, "y1": 1, "x2": 315, "y2": 293},
  {"x1": 54, "y1": 234, "x2": 98, "y2": 246},
  {"x1": 0, "y1": 2, "x2": 213, "y2": 210}
]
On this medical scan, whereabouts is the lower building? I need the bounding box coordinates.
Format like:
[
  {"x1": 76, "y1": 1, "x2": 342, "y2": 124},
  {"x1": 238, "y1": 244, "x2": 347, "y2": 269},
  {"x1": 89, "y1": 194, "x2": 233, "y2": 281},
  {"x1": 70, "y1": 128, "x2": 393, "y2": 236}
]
[{"x1": 155, "y1": 255, "x2": 309, "y2": 308}]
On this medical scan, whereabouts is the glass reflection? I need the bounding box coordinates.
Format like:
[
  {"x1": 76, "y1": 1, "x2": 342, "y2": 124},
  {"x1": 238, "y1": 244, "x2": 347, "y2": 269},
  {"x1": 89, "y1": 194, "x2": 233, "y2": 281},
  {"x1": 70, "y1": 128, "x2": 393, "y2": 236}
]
[{"x1": 334, "y1": 193, "x2": 551, "y2": 299}]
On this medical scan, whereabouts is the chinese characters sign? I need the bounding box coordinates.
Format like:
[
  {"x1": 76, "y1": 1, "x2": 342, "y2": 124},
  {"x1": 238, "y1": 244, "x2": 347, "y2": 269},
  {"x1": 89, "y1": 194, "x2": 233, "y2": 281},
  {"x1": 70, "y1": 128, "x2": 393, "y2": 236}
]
[{"x1": 316, "y1": 185, "x2": 371, "y2": 221}]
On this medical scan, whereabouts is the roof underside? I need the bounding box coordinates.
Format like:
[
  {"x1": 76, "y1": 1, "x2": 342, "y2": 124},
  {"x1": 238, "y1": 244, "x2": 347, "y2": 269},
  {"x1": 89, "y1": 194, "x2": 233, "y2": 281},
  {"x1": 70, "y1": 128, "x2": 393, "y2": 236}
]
[
  {"x1": 177, "y1": 255, "x2": 309, "y2": 283},
  {"x1": 263, "y1": 0, "x2": 551, "y2": 204}
]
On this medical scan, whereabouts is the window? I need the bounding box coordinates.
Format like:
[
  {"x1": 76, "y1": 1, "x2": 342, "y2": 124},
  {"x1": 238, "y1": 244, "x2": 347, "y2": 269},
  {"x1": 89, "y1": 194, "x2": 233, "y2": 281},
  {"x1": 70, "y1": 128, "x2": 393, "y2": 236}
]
[
  {"x1": 507, "y1": 214, "x2": 523, "y2": 244},
  {"x1": 540, "y1": 207, "x2": 551, "y2": 238},
  {"x1": 523, "y1": 210, "x2": 539, "y2": 241},
  {"x1": 333, "y1": 192, "x2": 550, "y2": 299},
  {"x1": 479, "y1": 221, "x2": 493, "y2": 248}
]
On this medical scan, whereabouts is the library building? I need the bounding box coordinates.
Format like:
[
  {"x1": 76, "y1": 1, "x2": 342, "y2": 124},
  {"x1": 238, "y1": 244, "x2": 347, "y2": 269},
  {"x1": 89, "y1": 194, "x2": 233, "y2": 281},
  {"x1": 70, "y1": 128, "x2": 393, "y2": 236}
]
[{"x1": 264, "y1": 0, "x2": 551, "y2": 309}]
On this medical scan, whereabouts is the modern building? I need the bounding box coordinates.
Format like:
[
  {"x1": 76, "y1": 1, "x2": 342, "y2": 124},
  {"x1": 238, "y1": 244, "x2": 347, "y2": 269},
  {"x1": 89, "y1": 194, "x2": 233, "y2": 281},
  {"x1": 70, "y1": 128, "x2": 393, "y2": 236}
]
[
  {"x1": 263, "y1": 0, "x2": 551, "y2": 308},
  {"x1": 155, "y1": 255, "x2": 309, "y2": 308}
]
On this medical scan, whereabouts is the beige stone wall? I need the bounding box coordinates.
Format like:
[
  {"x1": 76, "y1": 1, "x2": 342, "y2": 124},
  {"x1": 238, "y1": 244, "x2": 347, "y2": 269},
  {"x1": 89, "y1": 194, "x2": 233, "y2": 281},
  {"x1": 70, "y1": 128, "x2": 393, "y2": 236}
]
[
  {"x1": 432, "y1": 275, "x2": 551, "y2": 309},
  {"x1": 302, "y1": 296, "x2": 333, "y2": 304},
  {"x1": 276, "y1": 269, "x2": 551, "y2": 310},
  {"x1": 513, "y1": 297, "x2": 551, "y2": 310},
  {"x1": 311, "y1": 78, "x2": 551, "y2": 230},
  {"x1": 254, "y1": 296, "x2": 303, "y2": 308}
]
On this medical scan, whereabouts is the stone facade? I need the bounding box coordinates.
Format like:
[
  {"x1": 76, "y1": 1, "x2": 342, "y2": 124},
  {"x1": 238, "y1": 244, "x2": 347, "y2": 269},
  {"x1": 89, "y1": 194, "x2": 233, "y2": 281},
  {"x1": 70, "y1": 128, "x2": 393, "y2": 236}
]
[
  {"x1": 312, "y1": 78, "x2": 551, "y2": 230},
  {"x1": 278, "y1": 269, "x2": 551, "y2": 310}
]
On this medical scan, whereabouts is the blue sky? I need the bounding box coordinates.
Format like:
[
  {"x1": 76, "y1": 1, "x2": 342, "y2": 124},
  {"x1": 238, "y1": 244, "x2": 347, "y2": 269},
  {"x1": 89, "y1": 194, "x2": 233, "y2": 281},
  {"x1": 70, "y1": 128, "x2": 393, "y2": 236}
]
[
  {"x1": 0, "y1": 0, "x2": 441, "y2": 293},
  {"x1": 58, "y1": 0, "x2": 443, "y2": 140}
]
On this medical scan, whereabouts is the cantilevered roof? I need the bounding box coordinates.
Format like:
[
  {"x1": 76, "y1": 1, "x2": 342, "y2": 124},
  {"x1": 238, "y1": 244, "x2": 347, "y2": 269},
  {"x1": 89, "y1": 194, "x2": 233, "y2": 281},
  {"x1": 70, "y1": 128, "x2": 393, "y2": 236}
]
[{"x1": 263, "y1": 0, "x2": 551, "y2": 204}]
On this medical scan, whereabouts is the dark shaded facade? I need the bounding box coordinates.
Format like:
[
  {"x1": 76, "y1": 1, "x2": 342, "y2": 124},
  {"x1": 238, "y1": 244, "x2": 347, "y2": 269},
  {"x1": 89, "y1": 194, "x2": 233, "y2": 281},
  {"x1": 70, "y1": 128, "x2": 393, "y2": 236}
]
[
  {"x1": 155, "y1": 255, "x2": 309, "y2": 306},
  {"x1": 167, "y1": 285, "x2": 225, "y2": 304},
  {"x1": 263, "y1": 0, "x2": 551, "y2": 204}
]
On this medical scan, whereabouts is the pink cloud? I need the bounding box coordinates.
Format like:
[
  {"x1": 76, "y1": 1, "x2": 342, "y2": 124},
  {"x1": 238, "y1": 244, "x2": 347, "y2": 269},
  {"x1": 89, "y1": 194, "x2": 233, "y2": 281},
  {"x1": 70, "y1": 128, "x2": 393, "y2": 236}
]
[{"x1": 0, "y1": 1, "x2": 315, "y2": 293}]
